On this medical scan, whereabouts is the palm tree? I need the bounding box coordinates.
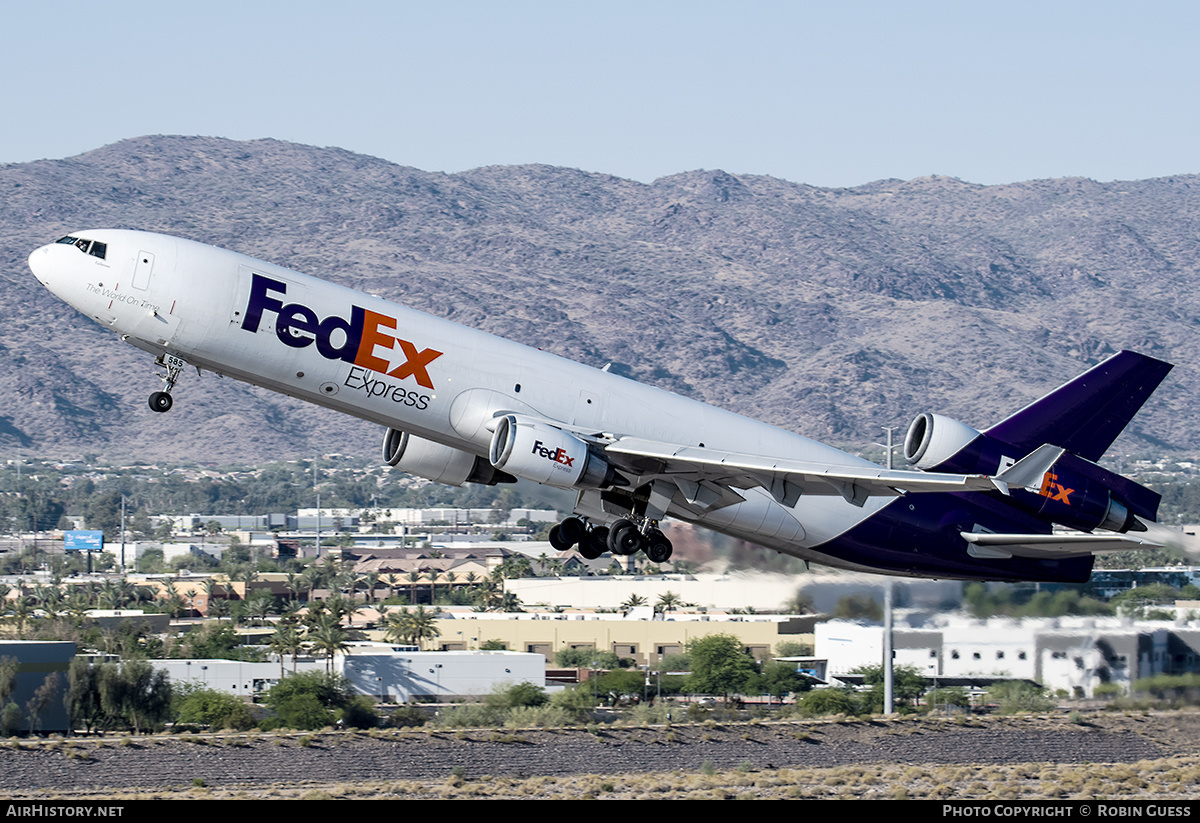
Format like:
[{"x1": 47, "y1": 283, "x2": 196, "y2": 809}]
[
  {"x1": 383, "y1": 609, "x2": 413, "y2": 645},
  {"x1": 307, "y1": 617, "x2": 349, "y2": 674},
  {"x1": 246, "y1": 590, "x2": 276, "y2": 625},
  {"x1": 427, "y1": 568, "x2": 441, "y2": 605},
  {"x1": 621, "y1": 594, "x2": 648, "y2": 611},
  {"x1": 383, "y1": 606, "x2": 441, "y2": 649},
  {"x1": 267, "y1": 624, "x2": 307, "y2": 676},
  {"x1": 656, "y1": 591, "x2": 681, "y2": 614},
  {"x1": 405, "y1": 606, "x2": 441, "y2": 649},
  {"x1": 301, "y1": 566, "x2": 322, "y2": 602},
  {"x1": 285, "y1": 571, "x2": 303, "y2": 604},
  {"x1": 361, "y1": 572, "x2": 380, "y2": 604},
  {"x1": 9, "y1": 596, "x2": 34, "y2": 638},
  {"x1": 158, "y1": 591, "x2": 187, "y2": 620}
]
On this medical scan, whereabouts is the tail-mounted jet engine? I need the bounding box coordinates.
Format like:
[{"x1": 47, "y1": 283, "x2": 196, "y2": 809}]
[
  {"x1": 903, "y1": 413, "x2": 1157, "y2": 535},
  {"x1": 383, "y1": 428, "x2": 514, "y2": 486},
  {"x1": 489, "y1": 415, "x2": 623, "y2": 490},
  {"x1": 904, "y1": 412, "x2": 982, "y2": 470}
]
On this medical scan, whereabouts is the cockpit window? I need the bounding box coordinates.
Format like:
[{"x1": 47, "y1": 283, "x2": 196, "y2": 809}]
[{"x1": 54, "y1": 235, "x2": 106, "y2": 260}]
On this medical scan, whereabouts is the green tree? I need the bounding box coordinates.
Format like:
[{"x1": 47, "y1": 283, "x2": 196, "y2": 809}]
[
  {"x1": 798, "y1": 687, "x2": 860, "y2": 717},
  {"x1": 774, "y1": 640, "x2": 813, "y2": 657},
  {"x1": 554, "y1": 647, "x2": 623, "y2": 669},
  {"x1": 84, "y1": 492, "x2": 125, "y2": 542},
  {"x1": 854, "y1": 664, "x2": 927, "y2": 712},
  {"x1": 484, "y1": 681, "x2": 548, "y2": 712},
  {"x1": 66, "y1": 657, "x2": 104, "y2": 733},
  {"x1": 686, "y1": 634, "x2": 760, "y2": 701},
  {"x1": 174, "y1": 684, "x2": 256, "y2": 730},
  {"x1": 985, "y1": 681, "x2": 1056, "y2": 714},
  {"x1": 833, "y1": 594, "x2": 882, "y2": 621},
  {"x1": 97, "y1": 660, "x2": 172, "y2": 734},
  {"x1": 592, "y1": 669, "x2": 646, "y2": 704},
  {"x1": 759, "y1": 659, "x2": 811, "y2": 701},
  {"x1": 1111, "y1": 583, "x2": 1180, "y2": 618},
  {"x1": 26, "y1": 672, "x2": 62, "y2": 734},
  {"x1": 263, "y1": 671, "x2": 367, "y2": 730}
]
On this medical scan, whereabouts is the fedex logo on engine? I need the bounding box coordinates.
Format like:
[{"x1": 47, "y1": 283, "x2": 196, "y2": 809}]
[
  {"x1": 241, "y1": 273, "x2": 443, "y2": 390},
  {"x1": 532, "y1": 440, "x2": 575, "y2": 468}
]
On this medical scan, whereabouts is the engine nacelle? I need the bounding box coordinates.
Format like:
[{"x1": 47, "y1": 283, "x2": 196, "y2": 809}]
[
  {"x1": 1016, "y1": 452, "x2": 1141, "y2": 533},
  {"x1": 489, "y1": 415, "x2": 618, "y2": 489},
  {"x1": 903, "y1": 412, "x2": 982, "y2": 470},
  {"x1": 382, "y1": 428, "x2": 513, "y2": 486}
]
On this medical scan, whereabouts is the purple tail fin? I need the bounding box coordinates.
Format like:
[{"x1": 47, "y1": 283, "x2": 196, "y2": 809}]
[{"x1": 985, "y1": 350, "x2": 1172, "y2": 462}]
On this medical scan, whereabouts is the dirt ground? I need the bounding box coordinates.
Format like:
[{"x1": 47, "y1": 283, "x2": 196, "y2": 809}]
[{"x1": 4, "y1": 711, "x2": 1200, "y2": 800}]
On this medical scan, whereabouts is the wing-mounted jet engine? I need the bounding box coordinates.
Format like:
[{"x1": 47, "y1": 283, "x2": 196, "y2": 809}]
[{"x1": 383, "y1": 428, "x2": 514, "y2": 486}]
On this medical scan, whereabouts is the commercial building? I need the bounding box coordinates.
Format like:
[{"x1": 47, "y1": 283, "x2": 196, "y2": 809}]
[
  {"x1": 816, "y1": 614, "x2": 1200, "y2": 697},
  {"x1": 152, "y1": 645, "x2": 544, "y2": 701},
  {"x1": 0, "y1": 641, "x2": 74, "y2": 733}
]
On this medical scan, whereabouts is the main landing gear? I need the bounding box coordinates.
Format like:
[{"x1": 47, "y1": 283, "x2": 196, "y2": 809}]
[
  {"x1": 549, "y1": 515, "x2": 673, "y2": 564},
  {"x1": 148, "y1": 353, "x2": 187, "y2": 413}
]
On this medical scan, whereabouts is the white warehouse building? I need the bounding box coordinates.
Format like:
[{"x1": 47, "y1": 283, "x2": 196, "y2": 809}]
[
  {"x1": 816, "y1": 615, "x2": 1184, "y2": 698},
  {"x1": 153, "y1": 646, "x2": 545, "y2": 702}
]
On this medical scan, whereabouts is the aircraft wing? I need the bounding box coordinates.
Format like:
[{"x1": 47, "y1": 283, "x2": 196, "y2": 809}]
[
  {"x1": 602, "y1": 437, "x2": 1063, "y2": 509},
  {"x1": 961, "y1": 531, "x2": 1166, "y2": 560}
]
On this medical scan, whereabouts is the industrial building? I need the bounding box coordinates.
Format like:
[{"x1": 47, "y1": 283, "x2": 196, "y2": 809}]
[{"x1": 816, "y1": 614, "x2": 1200, "y2": 697}]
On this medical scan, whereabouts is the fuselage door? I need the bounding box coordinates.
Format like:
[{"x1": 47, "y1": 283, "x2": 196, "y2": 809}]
[
  {"x1": 132, "y1": 250, "x2": 155, "y2": 290},
  {"x1": 572, "y1": 389, "x2": 603, "y2": 428}
]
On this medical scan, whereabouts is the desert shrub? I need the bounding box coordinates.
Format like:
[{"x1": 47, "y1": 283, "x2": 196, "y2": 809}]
[
  {"x1": 433, "y1": 703, "x2": 502, "y2": 728},
  {"x1": 985, "y1": 681, "x2": 1056, "y2": 714},
  {"x1": 503, "y1": 705, "x2": 573, "y2": 728},
  {"x1": 387, "y1": 705, "x2": 429, "y2": 728},
  {"x1": 797, "y1": 687, "x2": 859, "y2": 717},
  {"x1": 174, "y1": 685, "x2": 257, "y2": 731}
]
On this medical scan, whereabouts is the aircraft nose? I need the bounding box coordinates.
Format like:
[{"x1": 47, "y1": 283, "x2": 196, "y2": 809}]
[{"x1": 28, "y1": 244, "x2": 54, "y2": 286}]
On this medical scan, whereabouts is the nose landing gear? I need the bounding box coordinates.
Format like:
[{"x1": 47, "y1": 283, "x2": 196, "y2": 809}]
[{"x1": 148, "y1": 353, "x2": 187, "y2": 413}]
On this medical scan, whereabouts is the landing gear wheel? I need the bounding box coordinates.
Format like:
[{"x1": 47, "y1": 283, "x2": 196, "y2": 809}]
[
  {"x1": 548, "y1": 524, "x2": 572, "y2": 552},
  {"x1": 551, "y1": 517, "x2": 588, "y2": 552},
  {"x1": 645, "y1": 530, "x2": 673, "y2": 564},
  {"x1": 558, "y1": 517, "x2": 586, "y2": 546},
  {"x1": 149, "y1": 391, "x2": 173, "y2": 413},
  {"x1": 608, "y1": 519, "x2": 644, "y2": 556},
  {"x1": 150, "y1": 354, "x2": 187, "y2": 414},
  {"x1": 580, "y1": 527, "x2": 608, "y2": 560}
]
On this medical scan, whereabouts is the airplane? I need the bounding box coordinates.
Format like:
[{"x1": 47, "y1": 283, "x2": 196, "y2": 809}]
[{"x1": 29, "y1": 230, "x2": 1176, "y2": 583}]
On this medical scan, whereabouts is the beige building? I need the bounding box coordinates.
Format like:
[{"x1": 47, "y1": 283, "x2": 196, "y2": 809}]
[{"x1": 366, "y1": 610, "x2": 816, "y2": 667}]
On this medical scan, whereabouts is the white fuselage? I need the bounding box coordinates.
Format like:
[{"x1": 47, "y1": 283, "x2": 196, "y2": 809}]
[{"x1": 30, "y1": 230, "x2": 890, "y2": 567}]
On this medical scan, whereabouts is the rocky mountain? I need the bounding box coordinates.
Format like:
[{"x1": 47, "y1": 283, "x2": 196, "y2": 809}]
[{"x1": 1, "y1": 135, "x2": 1195, "y2": 463}]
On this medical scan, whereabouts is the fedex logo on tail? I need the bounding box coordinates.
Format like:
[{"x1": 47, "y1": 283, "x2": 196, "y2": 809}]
[{"x1": 241, "y1": 273, "x2": 443, "y2": 389}]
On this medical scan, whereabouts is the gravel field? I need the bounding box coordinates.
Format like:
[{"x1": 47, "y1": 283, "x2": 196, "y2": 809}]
[{"x1": 3, "y1": 712, "x2": 1200, "y2": 799}]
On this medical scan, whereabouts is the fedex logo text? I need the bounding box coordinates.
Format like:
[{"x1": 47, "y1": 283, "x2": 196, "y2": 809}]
[
  {"x1": 241, "y1": 273, "x2": 443, "y2": 389},
  {"x1": 532, "y1": 440, "x2": 575, "y2": 469},
  {"x1": 1038, "y1": 471, "x2": 1074, "y2": 505}
]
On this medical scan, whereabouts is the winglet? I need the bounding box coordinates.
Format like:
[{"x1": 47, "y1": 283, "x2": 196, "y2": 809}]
[{"x1": 990, "y1": 444, "x2": 1065, "y2": 496}]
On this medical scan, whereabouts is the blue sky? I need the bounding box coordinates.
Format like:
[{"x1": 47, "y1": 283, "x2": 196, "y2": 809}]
[{"x1": 5, "y1": 1, "x2": 1198, "y2": 187}]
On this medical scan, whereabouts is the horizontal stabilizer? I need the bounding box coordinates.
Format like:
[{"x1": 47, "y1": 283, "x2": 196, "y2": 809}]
[
  {"x1": 990, "y1": 444, "x2": 1065, "y2": 495},
  {"x1": 962, "y1": 530, "x2": 1164, "y2": 560}
]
